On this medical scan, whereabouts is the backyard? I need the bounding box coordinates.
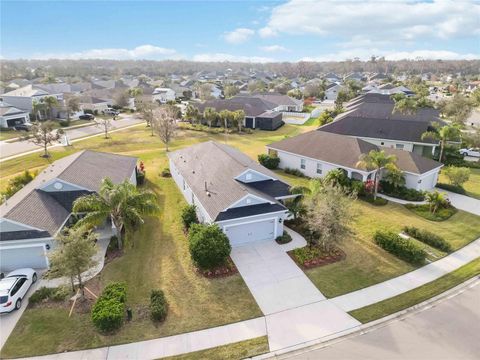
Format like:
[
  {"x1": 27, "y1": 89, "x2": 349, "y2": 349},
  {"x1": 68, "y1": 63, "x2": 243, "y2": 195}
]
[
  {"x1": 2, "y1": 122, "x2": 480, "y2": 358},
  {"x1": 438, "y1": 167, "x2": 480, "y2": 199}
]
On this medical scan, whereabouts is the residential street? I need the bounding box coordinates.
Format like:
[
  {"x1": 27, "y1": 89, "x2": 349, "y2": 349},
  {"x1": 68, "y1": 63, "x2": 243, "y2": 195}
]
[
  {"x1": 0, "y1": 115, "x2": 143, "y2": 160},
  {"x1": 283, "y1": 281, "x2": 480, "y2": 360}
]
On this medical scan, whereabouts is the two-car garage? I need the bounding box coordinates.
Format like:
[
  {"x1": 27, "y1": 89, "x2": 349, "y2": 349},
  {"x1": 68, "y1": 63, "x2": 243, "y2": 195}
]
[
  {"x1": 0, "y1": 244, "x2": 49, "y2": 272},
  {"x1": 223, "y1": 218, "x2": 278, "y2": 247}
]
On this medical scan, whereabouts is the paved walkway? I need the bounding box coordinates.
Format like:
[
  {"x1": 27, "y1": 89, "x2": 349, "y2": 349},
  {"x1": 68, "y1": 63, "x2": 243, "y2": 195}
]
[{"x1": 331, "y1": 237, "x2": 480, "y2": 312}]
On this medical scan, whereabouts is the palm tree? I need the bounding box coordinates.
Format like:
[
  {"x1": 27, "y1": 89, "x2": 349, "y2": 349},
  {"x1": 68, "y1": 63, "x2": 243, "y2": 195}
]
[
  {"x1": 32, "y1": 100, "x2": 44, "y2": 121},
  {"x1": 184, "y1": 104, "x2": 200, "y2": 124},
  {"x1": 382, "y1": 164, "x2": 406, "y2": 189},
  {"x1": 72, "y1": 178, "x2": 160, "y2": 249},
  {"x1": 425, "y1": 190, "x2": 447, "y2": 214},
  {"x1": 422, "y1": 123, "x2": 461, "y2": 163},
  {"x1": 203, "y1": 107, "x2": 217, "y2": 128},
  {"x1": 232, "y1": 110, "x2": 245, "y2": 133},
  {"x1": 356, "y1": 150, "x2": 398, "y2": 200},
  {"x1": 42, "y1": 96, "x2": 59, "y2": 120}
]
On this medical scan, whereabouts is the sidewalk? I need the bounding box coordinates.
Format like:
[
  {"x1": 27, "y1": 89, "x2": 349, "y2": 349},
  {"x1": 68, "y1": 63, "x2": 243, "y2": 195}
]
[{"x1": 330, "y1": 237, "x2": 480, "y2": 312}]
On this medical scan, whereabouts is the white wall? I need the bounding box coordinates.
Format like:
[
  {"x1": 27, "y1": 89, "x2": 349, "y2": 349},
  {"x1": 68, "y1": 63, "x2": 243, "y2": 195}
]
[{"x1": 404, "y1": 169, "x2": 440, "y2": 191}]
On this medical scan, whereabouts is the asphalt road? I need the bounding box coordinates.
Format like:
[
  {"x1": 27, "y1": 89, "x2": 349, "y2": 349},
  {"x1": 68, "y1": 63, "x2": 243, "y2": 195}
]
[
  {"x1": 0, "y1": 115, "x2": 143, "y2": 160},
  {"x1": 284, "y1": 281, "x2": 480, "y2": 360}
]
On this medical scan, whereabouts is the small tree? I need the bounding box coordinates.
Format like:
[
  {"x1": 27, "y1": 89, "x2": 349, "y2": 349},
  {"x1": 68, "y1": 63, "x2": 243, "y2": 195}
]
[
  {"x1": 65, "y1": 95, "x2": 80, "y2": 121},
  {"x1": 357, "y1": 150, "x2": 398, "y2": 200},
  {"x1": 42, "y1": 96, "x2": 59, "y2": 119},
  {"x1": 181, "y1": 204, "x2": 198, "y2": 230},
  {"x1": 48, "y1": 227, "x2": 97, "y2": 297},
  {"x1": 303, "y1": 183, "x2": 355, "y2": 251},
  {"x1": 232, "y1": 110, "x2": 245, "y2": 133},
  {"x1": 287, "y1": 88, "x2": 303, "y2": 100},
  {"x1": 95, "y1": 117, "x2": 112, "y2": 139},
  {"x1": 152, "y1": 105, "x2": 178, "y2": 151},
  {"x1": 425, "y1": 190, "x2": 447, "y2": 214},
  {"x1": 114, "y1": 91, "x2": 130, "y2": 108},
  {"x1": 22, "y1": 120, "x2": 64, "y2": 158},
  {"x1": 323, "y1": 169, "x2": 350, "y2": 188},
  {"x1": 137, "y1": 98, "x2": 156, "y2": 135},
  {"x1": 224, "y1": 85, "x2": 239, "y2": 98},
  {"x1": 188, "y1": 224, "x2": 231, "y2": 269},
  {"x1": 443, "y1": 166, "x2": 470, "y2": 187},
  {"x1": 184, "y1": 104, "x2": 200, "y2": 124}
]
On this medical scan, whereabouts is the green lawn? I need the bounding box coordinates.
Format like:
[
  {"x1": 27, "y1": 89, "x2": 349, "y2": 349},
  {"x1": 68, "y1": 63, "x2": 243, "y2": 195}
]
[
  {"x1": 164, "y1": 336, "x2": 269, "y2": 360},
  {"x1": 349, "y1": 258, "x2": 480, "y2": 323},
  {"x1": 439, "y1": 167, "x2": 480, "y2": 199},
  {"x1": 273, "y1": 173, "x2": 480, "y2": 298},
  {"x1": 0, "y1": 129, "x2": 20, "y2": 141}
]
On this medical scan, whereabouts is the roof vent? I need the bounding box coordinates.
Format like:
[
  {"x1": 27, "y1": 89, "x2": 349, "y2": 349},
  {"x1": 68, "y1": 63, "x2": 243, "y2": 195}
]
[
  {"x1": 206, "y1": 191, "x2": 211, "y2": 197},
  {"x1": 192, "y1": 170, "x2": 195, "y2": 174}
]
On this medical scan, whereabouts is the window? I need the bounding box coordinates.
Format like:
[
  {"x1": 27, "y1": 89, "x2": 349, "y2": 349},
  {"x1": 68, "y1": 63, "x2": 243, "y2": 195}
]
[
  {"x1": 10, "y1": 278, "x2": 26, "y2": 296},
  {"x1": 300, "y1": 159, "x2": 306, "y2": 170},
  {"x1": 316, "y1": 163, "x2": 323, "y2": 174},
  {"x1": 396, "y1": 144, "x2": 405, "y2": 150}
]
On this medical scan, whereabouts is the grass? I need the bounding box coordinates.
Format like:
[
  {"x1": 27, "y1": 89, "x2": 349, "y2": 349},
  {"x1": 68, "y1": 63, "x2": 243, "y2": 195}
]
[
  {"x1": 273, "y1": 173, "x2": 480, "y2": 298},
  {"x1": 349, "y1": 258, "x2": 480, "y2": 323},
  {"x1": 404, "y1": 204, "x2": 457, "y2": 221},
  {"x1": 163, "y1": 336, "x2": 269, "y2": 360},
  {"x1": 439, "y1": 168, "x2": 480, "y2": 199},
  {"x1": 0, "y1": 128, "x2": 20, "y2": 141}
]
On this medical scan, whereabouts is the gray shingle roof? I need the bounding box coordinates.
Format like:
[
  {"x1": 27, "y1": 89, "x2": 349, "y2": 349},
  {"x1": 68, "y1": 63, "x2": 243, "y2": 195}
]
[
  {"x1": 168, "y1": 141, "x2": 288, "y2": 220},
  {"x1": 268, "y1": 130, "x2": 442, "y2": 174},
  {"x1": 195, "y1": 97, "x2": 277, "y2": 117}
]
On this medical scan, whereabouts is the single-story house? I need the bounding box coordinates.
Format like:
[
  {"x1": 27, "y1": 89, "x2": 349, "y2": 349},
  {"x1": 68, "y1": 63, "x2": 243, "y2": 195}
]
[
  {"x1": 195, "y1": 96, "x2": 284, "y2": 131},
  {"x1": 267, "y1": 130, "x2": 443, "y2": 191},
  {"x1": 324, "y1": 83, "x2": 344, "y2": 101},
  {"x1": 0, "y1": 150, "x2": 138, "y2": 272},
  {"x1": 320, "y1": 93, "x2": 442, "y2": 157},
  {"x1": 152, "y1": 87, "x2": 176, "y2": 104},
  {"x1": 0, "y1": 100, "x2": 30, "y2": 128},
  {"x1": 1, "y1": 85, "x2": 64, "y2": 116},
  {"x1": 79, "y1": 97, "x2": 111, "y2": 112},
  {"x1": 169, "y1": 141, "x2": 294, "y2": 246},
  {"x1": 251, "y1": 93, "x2": 303, "y2": 112}
]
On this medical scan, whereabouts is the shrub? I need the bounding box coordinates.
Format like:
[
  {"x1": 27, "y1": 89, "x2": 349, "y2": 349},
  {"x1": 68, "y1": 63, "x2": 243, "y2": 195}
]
[
  {"x1": 275, "y1": 230, "x2": 292, "y2": 244},
  {"x1": 258, "y1": 154, "x2": 280, "y2": 169},
  {"x1": 361, "y1": 195, "x2": 388, "y2": 206},
  {"x1": 136, "y1": 171, "x2": 145, "y2": 185},
  {"x1": 350, "y1": 180, "x2": 365, "y2": 196},
  {"x1": 443, "y1": 166, "x2": 470, "y2": 187},
  {"x1": 150, "y1": 289, "x2": 168, "y2": 321},
  {"x1": 50, "y1": 286, "x2": 70, "y2": 301},
  {"x1": 181, "y1": 204, "x2": 198, "y2": 230},
  {"x1": 188, "y1": 224, "x2": 231, "y2": 269},
  {"x1": 59, "y1": 119, "x2": 71, "y2": 127},
  {"x1": 161, "y1": 168, "x2": 171, "y2": 177},
  {"x1": 436, "y1": 182, "x2": 466, "y2": 195},
  {"x1": 84, "y1": 109, "x2": 94, "y2": 114},
  {"x1": 380, "y1": 181, "x2": 425, "y2": 201},
  {"x1": 284, "y1": 167, "x2": 306, "y2": 177},
  {"x1": 374, "y1": 230, "x2": 426, "y2": 265},
  {"x1": 91, "y1": 282, "x2": 127, "y2": 332},
  {"x1": 403, "y1": 226, "x2": 452, "y2": 252},
  {"x1": 405, "y1": 204, "x2": 457, "y2": 221},
  {"x1": 1, "y1": 170, "x2": 37, "y2": 203},
  {"x1": 29, "y1": 286, "x2": 70, "y2": 305}
]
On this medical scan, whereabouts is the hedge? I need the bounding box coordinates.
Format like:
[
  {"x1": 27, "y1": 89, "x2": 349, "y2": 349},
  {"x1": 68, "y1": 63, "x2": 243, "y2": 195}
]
[
  {"x1": 181, "y1": 204, "x2": 198, "y2": 230},
  {"x1": 436, "y1": 182, "x2": 466, "y2": 195},
  {"x1": 403, "y1": 226, "x2": 452, "y2": 252},
  {"x1": 150, "y1": 289, "x2": 168, "y2": 322},
  {"x1": 380, "y1": 181, "x2": 425, "y2": 201},
  {"x1": 284, "y1": 167, "x2": 307, "y2": 178},
  {"x1": 91, "y1": 282, "x2": 127, "y2": 332},
  {"x1": 258, "y1": 154, "x2": 280, "y2": 169},
  {"x1": 374, "y1": 230, "x2": 426, "y2": 265}
]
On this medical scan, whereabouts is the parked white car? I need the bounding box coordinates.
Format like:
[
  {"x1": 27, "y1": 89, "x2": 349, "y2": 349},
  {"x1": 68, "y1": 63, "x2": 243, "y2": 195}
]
[
  {"x1": 0, "y1": 268, "x2": 37, "y2": 313},
  {"x1": 103, "y1": 108, "x2": 120, "y2": 116},
  {"x1": 459, "y1": 148, "x2": 480, "y2": 157}
]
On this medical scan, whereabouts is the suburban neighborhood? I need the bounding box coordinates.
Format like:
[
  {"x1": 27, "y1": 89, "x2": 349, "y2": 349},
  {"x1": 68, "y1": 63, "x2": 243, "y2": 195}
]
[{"x1": 1, "y1": 1, "x2": 480, "y2": 359}]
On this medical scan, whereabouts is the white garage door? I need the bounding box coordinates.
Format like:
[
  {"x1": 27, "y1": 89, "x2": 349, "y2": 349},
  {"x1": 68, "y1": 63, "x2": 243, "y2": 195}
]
[
  {"x1": 0, "y1": 245, "x2": 48, "y2": 272},
  {"x1": 225, "y1": 219, "x2": 276, "y2": 247}
]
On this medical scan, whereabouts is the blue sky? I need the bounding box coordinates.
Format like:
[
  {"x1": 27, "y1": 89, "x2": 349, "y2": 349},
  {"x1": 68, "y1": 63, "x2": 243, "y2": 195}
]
[{"x1": 1, "y1": 0, "x2": 479, "y2": 62}]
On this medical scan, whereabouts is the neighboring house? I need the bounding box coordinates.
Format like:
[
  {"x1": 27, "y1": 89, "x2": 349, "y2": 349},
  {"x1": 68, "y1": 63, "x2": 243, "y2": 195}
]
[
  {"x1": 0, "y1": 150, "x2": 139, "y2": 272},
  {"x1": 1, "y1": 85, "x2": 64, "y2": 115},
  {"x1": 251, "y1": 93, "x2": 303, "y2": 112},
  {"x1": 267, "y1": 130, "x2": 443, "y2": 191},
  {"x1": 195, "y1": 96, "x2": 284, "y2": 131},
  {"x1": 169, "y1": 141, "x2": 294, "y2": 246},
  {"x1": 367, "y1": 83, "x2": 415, "y2": 96},
  {"x1": 79, "y1": 97, "x2": 111, "y2": 112},
  {"x1": 0, "y1": 100, "x2": 31, "y2": 128},
  {"x1": 152, "y1": 87, "x2": 176, "y2": 104},
  {"x1": 323, "y1": 72, "x2": 342, "y2": 83},
  {"x1": 344, "y1": 72, "x2": 365, "y2": 83},
  {"x1": 324, "y1": 83, "x2": 344, "y2": 101},
  {"x1": 321, "y1": 93, "x2": 441, "y2": 157}
]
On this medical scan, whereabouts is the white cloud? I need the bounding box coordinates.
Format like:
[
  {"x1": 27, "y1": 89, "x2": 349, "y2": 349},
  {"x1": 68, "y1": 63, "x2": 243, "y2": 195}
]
[
  {"x1": 263, "y1": 0, "x2": 479, "y2": 42},
  {"x1": 259, "y1": 45, "x2": 288, "y2": 52},
  {"x1": 31, "y1": 44, "x2": 178, "y2": 60},
  {"x1": 223, "y1": 28, "x2": 255, "y2": 44},
  {"x1": 192, "y1": 53, "x2": 274, "y2": 63},
  {"x1": 300, "y1": 49, "x2": 479, "y2": 62}
]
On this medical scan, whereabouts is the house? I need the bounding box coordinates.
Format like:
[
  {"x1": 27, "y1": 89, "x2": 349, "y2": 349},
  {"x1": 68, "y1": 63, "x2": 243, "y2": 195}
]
[
  {"x1": 267, "y1": 130, "x2": 443, "y2": 191},
  {"x1": 195, "y1": 96, "x2": 285, "y2": 131},
  {"x1": 344, "y1": 72, "x2": 365, "y2": 83},
  {"x1": 0, "y1": 100, "x2": 31, "y2": 128},
  {"x1": 324, "y1": 83, "x2": 344, "y2": 101},
  {"x1": 169, "y1": 141, "x2": 293, "y2": 246},
  {"x1": 320, "y1": 93, "x2": 442, "y2": 157},
  {"x1": 324, "y1": 72, "x2": 341, "y2": 83},
  {"x1": 251, "y1": 93, "x2": 303, "y2": 112},
  {"x1": 1, "y1": 85, "x2": 64, "y2": 115},
  {"x1": 152, "y1": 87, "x2": 176, "y2": 104},
  {"x1": 79, "y1": 96, "x2": 111, "y2": 112},
  {"x1": 0, "y1": 150, "x2": 139, "y2": 272}
]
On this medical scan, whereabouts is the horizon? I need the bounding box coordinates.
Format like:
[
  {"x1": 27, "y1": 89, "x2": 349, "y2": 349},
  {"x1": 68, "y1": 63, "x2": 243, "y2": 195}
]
[{"x1": 1, "y1": 0, "x2": 479, "y2": 62}]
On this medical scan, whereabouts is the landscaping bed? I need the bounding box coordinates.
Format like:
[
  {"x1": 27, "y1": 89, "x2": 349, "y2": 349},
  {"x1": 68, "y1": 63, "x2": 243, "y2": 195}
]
[
  {"x1": 404, "y1": 204, "x2": 457, "y2": 221},
  {"x1": 289, "y1": 246, "x2": 345, "y2": 269},
  {"x1": 195, "y1": 257, "x2": 238, "y2": 278}
]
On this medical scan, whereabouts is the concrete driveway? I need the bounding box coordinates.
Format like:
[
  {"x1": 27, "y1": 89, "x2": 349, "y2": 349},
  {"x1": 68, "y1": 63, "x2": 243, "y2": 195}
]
[
  {"x1": 438, "y1": 189, "x2": 480, "y2": 216},
  {"x1": 231, "y1": 240, "x2": 324, "y2": 315}
]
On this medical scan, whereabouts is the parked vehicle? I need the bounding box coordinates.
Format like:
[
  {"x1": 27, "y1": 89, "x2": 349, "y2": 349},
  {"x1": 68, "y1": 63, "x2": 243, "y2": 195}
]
[
  {"x1": 14, "y1": 123, "x2": 32, "y2": 131},
  {"x1": 79, "y1": 114, "x2": 95, "y2": 120},
  {"x1": 103, "y1": 108, "x2": 120, "y2": 116},
  {"x1": 459, "y1": 148, "x2": 480, "y2": 157},
  {"x1": 0, "y1": 268, "x2": 37, "y2": 313}
]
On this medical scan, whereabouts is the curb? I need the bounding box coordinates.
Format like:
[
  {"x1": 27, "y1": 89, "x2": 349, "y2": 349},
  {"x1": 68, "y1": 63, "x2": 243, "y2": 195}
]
[{"x1": 253, "y1": 276, "x2": 480, "y2": 359}]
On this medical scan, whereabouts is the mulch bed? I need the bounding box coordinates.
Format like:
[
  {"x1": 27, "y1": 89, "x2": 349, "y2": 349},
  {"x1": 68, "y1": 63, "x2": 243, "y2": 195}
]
[
  {"x1": 288, "y1": 247, "x2": 346, "y2": 269},
  {"x1": 196, "y1": 257, "x2": 238, "y2": 278},
  {"x1": 104, "y1": 247, "x2": 124, "y2": 264}
]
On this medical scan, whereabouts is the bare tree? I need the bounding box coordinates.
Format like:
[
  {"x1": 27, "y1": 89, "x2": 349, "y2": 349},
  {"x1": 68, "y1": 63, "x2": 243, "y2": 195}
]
[
  {"x1": 136, "y1": 97, "x2": 156, "y2": 136},
  {"x1": 22, "y1": 121, "x2": 64, "y2": 157},
  {"x1": 152, "y1": 105, "x2": 178, "y2": 151},
  {"x1": 95, "y1": 117, "x2": 112, "y2": 139}
]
